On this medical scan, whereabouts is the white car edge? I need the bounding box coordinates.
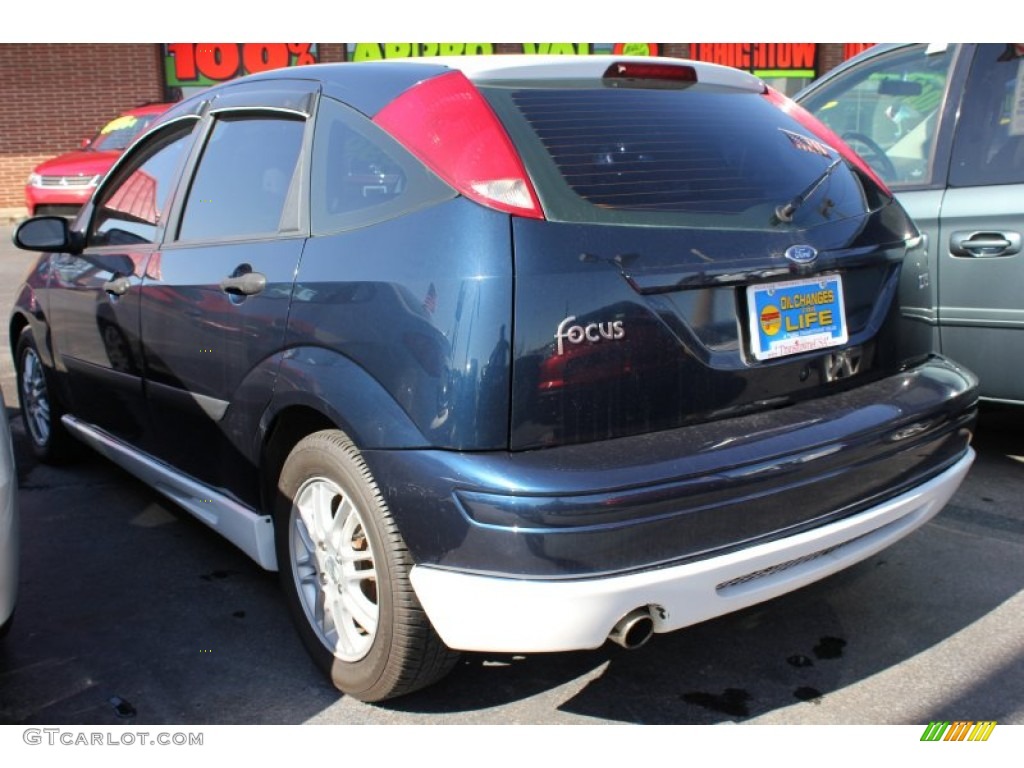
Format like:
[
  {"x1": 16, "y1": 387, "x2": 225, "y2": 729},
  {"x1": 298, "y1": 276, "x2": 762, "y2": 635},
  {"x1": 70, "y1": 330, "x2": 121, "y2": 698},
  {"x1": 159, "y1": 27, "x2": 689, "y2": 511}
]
[{"x1": 0, "y1": 387, "x2": 19, "y2": 637}]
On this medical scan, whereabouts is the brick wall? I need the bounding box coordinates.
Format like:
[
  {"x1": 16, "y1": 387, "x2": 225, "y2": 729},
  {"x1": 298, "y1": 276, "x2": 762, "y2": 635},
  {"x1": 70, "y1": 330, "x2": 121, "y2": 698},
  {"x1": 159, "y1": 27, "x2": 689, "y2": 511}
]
[
  {"x1": 661, "y1": 43, "x2": 690, "y2": 59},
  {"x1": 817, "y1": 44, "x2": 852, "y2": 78},
  {"x1": 0, "y1": 44, "x2": 164, "y2": 213},
  {"x1": 318, "y1": 44, "x2": 347, "y2": 63}
]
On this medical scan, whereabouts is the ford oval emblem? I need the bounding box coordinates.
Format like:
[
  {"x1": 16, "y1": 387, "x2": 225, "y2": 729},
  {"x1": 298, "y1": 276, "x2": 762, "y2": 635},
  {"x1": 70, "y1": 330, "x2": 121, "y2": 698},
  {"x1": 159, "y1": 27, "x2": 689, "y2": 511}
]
[{"x1": 785, "y1": 245, "x2": 818, "y2": 265}]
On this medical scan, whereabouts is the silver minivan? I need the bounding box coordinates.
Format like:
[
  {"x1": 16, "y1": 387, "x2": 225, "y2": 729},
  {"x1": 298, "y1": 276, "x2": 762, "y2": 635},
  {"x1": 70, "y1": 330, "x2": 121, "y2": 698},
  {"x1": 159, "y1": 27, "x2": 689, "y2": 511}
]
[{"x1": 797, "y1": 43, "x2": 1024, "y2": 404}]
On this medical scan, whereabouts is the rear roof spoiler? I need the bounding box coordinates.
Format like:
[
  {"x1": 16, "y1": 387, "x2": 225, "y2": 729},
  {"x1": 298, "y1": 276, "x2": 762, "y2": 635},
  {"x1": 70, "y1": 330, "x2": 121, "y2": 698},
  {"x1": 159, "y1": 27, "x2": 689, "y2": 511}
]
[{"x1": 381, "y1": 55, "x2": 766, "y2": 93}]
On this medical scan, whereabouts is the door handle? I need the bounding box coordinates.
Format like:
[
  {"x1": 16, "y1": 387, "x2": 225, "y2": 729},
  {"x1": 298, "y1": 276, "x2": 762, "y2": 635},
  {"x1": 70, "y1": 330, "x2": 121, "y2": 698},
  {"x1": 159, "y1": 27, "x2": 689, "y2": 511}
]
[
  {"x1": 103, "y1": 276, "x2": 131, "y2": 296},
  {"x1": 220, "y1": 270, "x2": 267, "y2": 296},
  {"x1": 949, "y1": 231, "x2": 1021, "y2": 257}
]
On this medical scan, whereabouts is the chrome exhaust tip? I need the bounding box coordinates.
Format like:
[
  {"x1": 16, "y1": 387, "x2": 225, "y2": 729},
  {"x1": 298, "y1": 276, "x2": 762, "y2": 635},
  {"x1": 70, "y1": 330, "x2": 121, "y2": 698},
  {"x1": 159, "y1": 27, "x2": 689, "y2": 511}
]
[{"x1": 608, "y1": 608, "x2": 655, "y2": 650}]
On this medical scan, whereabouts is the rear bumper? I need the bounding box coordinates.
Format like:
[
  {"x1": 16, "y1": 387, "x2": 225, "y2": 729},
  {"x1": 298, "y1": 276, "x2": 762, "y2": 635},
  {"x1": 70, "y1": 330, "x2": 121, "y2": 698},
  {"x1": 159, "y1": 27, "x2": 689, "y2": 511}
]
[
  {"x1": 411, "y1": 448, "x2": 973, "y2": 652},
  {"x1": 367, "y1": 356, "x2": 978, "y2": 579}
]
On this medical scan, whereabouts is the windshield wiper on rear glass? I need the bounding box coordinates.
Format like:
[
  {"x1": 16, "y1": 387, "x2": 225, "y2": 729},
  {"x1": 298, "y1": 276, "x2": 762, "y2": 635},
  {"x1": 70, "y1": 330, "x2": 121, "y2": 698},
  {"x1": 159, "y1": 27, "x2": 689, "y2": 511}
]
[{"x1": 772, "y1": 157, "x2": 843, "y2": 224}]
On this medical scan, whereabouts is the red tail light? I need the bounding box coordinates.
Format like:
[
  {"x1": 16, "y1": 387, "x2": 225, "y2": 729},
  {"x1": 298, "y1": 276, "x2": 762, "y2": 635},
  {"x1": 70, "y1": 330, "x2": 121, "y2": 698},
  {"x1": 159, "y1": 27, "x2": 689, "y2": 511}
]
[
  {"x1": 374, "y1": 71, "x2": 544, "y2": 219},
  {"x1": 763, "y1": 86, "x2": 892, "y2": 194}
]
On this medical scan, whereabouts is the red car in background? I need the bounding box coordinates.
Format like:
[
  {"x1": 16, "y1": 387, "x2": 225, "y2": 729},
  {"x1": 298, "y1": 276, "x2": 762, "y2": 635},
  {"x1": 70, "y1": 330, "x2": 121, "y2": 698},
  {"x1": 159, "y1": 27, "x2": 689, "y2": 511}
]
[{"x1": 25, "y1": 103, "x2": 173, "y2": 218}]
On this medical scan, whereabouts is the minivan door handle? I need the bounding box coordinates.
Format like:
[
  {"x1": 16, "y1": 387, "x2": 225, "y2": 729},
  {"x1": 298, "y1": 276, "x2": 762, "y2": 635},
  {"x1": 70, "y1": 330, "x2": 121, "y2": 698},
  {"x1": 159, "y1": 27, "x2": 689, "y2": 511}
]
[
  {"x1": 220, "y1": 269, "x2": 267, "y2": 296},
  {"x1": 949, "y1": 231, "x2": 1021, "y2": 257}
]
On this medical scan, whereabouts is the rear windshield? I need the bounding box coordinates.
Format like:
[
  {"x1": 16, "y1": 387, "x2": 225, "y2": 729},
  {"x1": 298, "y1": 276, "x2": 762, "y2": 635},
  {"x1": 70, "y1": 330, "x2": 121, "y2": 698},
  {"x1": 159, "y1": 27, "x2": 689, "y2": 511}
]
[{"x1": 482, "y1": 83, "x2": 875, "y2": 229}]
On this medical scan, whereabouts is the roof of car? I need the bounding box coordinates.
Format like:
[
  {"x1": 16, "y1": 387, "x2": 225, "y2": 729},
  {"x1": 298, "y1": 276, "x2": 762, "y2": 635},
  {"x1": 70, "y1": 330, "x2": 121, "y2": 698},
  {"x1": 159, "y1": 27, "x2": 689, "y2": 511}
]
[
  {"x1": 248, "y1": 55, "x2": 765, "y2": 89},
  {"x1": 151, "y1": 56, "x2": 772, "y2": 134},
  {"x1": 380, "y1": 54, "x2": 765, "y2": 90},
  {"x1": 187, "y1": 56, "x2": 768, "y2": 120}
]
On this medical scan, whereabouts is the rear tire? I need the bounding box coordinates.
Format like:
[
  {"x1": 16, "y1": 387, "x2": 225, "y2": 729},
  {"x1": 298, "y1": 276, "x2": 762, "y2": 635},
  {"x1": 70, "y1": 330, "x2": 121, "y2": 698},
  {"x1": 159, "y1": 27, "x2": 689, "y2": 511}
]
[
  {"x1": 15, "y1": 327, "x2": 75, "y2": 463},
  {"x1": 274, "y1": 429, "x2": 458, "y2": 702}
]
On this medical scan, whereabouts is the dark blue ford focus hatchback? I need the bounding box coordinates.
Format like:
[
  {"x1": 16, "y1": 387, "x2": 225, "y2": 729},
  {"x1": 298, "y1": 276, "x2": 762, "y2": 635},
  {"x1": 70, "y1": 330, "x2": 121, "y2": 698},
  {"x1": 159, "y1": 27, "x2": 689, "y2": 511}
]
[{"x1": 10, "y1": 56, "x2": 978, "y2": 701}]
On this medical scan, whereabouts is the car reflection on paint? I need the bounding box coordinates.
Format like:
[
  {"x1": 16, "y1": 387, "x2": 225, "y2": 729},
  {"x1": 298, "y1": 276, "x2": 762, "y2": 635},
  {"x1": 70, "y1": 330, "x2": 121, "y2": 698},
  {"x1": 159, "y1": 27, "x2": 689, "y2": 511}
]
[
  {"x1": 518, "y1": 301, "x2": 747, "y2": 447},
  {"x1": 281, "y1": 280, "x2": 505, "y2": 444}
]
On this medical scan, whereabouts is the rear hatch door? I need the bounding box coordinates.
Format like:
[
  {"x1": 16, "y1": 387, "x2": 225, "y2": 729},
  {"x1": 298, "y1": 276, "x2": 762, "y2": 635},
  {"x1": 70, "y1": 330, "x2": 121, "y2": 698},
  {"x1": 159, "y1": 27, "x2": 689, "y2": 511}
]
[{"x1": 479, "y1": 67, "x2": 919, "y2": 449}]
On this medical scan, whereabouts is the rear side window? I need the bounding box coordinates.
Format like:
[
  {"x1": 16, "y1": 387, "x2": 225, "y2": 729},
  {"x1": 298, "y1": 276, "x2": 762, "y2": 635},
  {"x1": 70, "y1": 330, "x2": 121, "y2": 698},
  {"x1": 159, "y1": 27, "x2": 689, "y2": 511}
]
[
  {"x1": 310, "y1": 97, "x2": 455, "y2": 235},
  {"x1": 483, "y1": 84, "x2": 872, "y2": 229},
  {"x1": 178, "y1": 115, "x2": 305, "y2": 242}
]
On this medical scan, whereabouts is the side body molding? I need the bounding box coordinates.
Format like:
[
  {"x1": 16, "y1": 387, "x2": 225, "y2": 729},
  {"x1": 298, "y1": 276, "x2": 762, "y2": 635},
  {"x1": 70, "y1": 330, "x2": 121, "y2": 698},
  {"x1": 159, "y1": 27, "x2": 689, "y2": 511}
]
[{"x1": 62, "y1": 415, "x2": 278, "y2": 570}]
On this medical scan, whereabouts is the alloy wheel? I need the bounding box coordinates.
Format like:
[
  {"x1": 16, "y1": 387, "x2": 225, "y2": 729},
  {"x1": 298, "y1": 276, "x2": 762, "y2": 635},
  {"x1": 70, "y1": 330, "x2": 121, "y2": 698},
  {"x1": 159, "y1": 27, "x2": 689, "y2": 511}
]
[
  {"x1": 289, "y1": 477, "x2": 379, "y2": 662},
  {"x1": 20, "y1": 346, "x2": 51, "y2": 448}
]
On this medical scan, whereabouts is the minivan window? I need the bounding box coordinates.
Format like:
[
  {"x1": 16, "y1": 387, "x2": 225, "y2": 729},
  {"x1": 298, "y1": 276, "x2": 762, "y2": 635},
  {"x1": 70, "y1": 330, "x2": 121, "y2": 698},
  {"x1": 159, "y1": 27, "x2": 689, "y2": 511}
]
[
  {"x1": 483, "y1": 84, "x2": 872, "y2": 229},
  {"x1": 799, "y1": 45, "x2": 956, "y2": 189},
  {"x1": 949, "y1": 44, "x2": 1024, "y2": 187},
  {"x1": 178, "y1": 115, "x2": 305, "y2": 242}
]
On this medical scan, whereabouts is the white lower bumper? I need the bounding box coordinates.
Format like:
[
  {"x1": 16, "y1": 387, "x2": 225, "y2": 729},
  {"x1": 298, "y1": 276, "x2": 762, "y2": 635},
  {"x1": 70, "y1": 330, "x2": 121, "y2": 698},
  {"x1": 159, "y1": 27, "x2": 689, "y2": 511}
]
[{"x1": 410, "y1": 449, "x2": 974, "y2": 653}]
